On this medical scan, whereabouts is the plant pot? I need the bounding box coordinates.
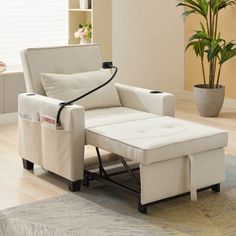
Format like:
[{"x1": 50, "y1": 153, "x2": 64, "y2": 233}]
[
  {"x1": 80, "y1": 37, "x2": 91, "y2": 45},
  {"x1": 193, "y1": 84, "x2": 225, "y2": 117},
  {"x1": 80, "y1": 0, "x2": 89, "y2": 9}
]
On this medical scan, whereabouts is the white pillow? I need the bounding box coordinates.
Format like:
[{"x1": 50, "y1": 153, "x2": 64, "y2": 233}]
[{"x1": 41, "y1": 69, "x2": 121, "y2": 110}]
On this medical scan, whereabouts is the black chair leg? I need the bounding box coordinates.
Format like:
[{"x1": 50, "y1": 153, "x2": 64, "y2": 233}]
[
  {"x1": 212, "y1": 183, "x2": 220, "y2": 193},
  {"x1": 68, "y1": 180, "x2": 81, "y2": 192},
  {"x1": 138, "y1": 201, "x2": 147, "y2": 214},
  {"x1": 22, "y1": 158, "x2": 34, "y2": 170}
]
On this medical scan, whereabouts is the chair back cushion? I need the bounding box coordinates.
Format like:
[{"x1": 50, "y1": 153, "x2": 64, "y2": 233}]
[
  {"x1": 41, "y1": 69, "x2": 121, "y2": 110},
  {"x1": 21, "y1": 44, "x2": 103, "y2": 95}
]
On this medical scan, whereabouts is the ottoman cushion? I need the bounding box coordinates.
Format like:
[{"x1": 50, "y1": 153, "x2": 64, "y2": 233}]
[{"x1": 86, "y1": 116, "x2": 228, "y2": 165}]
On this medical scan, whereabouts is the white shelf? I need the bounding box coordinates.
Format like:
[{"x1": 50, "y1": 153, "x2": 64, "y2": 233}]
[
  {"x1": 69, "y1": 8, "x2": 92, "y2": 12},
  {"x1": 0, "y1": 65, "x2": 23, "y2": 75}
]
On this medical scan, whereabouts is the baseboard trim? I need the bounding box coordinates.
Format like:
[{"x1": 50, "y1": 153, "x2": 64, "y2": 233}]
[
  {"x1": 0, "y1": 113, "x2": 18, "y2": 124},
  {"x1": 173, "y1": 90, "x2": 236, "y2": 108}
]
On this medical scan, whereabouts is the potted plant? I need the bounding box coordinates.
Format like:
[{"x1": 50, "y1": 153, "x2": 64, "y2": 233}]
[
  {"x1": 177, "y1": 0, "x2": 236, "y2": 117},
  {"x1": 74, "y1": 24, "x2": 92, "y2": 45}
]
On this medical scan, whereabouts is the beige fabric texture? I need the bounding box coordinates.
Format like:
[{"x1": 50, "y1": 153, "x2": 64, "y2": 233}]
[
  {"x1": 115, "y1": 83, "x2": 175, "y2": 117},
  {"x1": 41, "y1": 69, "x2": 121, "y2": 110},
  {"x1": 18, "y1": 93, "x2": 85, "y2": 181},
  {"x1": 140, "y1": 148, "x2": 225, "y2": 204},
  {"x1": 86, "y1": 116, "x2": 228, "y2": 165},
  {"x1": 85, "y1": 107, "x2": 157, "y2": 128},
  {"x1": 19, "y1": 44, "x2": 227, "y2": 206},
  {"x1": 20, "y1": 44, "x2": 103, "y2": 95},
  {"x1": 19, "y1": 44, "x2": 177, "y2": 184}
]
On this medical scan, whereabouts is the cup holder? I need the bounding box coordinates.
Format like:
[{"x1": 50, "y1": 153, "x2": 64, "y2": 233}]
[{"x1": 150, "y1": 91, "x2": 163, "y2": 94}]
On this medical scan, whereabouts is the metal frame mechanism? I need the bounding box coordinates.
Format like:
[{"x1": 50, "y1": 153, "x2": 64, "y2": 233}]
[{"x1": 84, "y1": 148, "x2": 221, "y2": 214}]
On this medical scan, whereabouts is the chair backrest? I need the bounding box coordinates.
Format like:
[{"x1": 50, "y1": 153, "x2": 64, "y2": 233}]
[{"x1": 21, "y1": 44, "x2": 103, "y2": 95}]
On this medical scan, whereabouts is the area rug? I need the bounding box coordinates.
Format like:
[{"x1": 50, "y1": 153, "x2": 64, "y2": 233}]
[{"x1": 1, "y1": 155, "x2": 236, "y2": 236}]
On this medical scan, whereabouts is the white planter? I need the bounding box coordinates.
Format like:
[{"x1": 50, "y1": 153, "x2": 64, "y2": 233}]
[
  {"x1": 193, "y1": 84, "x2": 225, "y2": 117},
  {"x1": 80, "y1": 0, "x2": 89, "y2": 9},
  {"x1": 80, "y1": 38, "x2": 91, "y2": 45}
]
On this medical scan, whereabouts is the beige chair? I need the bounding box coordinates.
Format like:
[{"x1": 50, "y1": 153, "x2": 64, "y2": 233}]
[
  {"x1": 19, "y1": 44, "x2": 174, "y2": 189},
  {"x1": 19, "y1": 44, "x2": 227, "y2": 213}
]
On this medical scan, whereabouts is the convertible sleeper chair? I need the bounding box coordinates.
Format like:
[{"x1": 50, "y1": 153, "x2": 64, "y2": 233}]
[{"x1": 19, "y1": 44, "x2": 228, "y2": 213}]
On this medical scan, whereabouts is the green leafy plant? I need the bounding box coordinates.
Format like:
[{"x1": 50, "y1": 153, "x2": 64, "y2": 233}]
[{"x1": 177, "y1": 0, "x2": 236, "y2": 88}]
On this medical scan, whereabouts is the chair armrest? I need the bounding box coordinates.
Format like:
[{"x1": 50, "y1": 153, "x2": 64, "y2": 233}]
[
  {"x1": 18, "y1": 93, "x2": 85, "y2": 181},
  {"x1": 115, "y1": 83, "x2": 175, "y2": 117}
]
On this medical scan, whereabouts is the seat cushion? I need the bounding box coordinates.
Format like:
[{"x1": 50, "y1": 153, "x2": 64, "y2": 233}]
[
  {"x1": 86, "y1": 116, "x2": 228, "y2": 165},
  {"x1": 85, "y1": 107, "x2": 157, "y2": 128},
  {"x1": 41, "y1": 69, "x2": 121, "y2": 110}
]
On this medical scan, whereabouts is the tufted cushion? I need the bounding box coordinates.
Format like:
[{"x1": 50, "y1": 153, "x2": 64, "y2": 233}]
[
  {"x1": 41, "y1": 69, "x2": 121, "y2": 110},
  {"x1": 86, "y1": 116, "x2": 228, "y2": 165}
]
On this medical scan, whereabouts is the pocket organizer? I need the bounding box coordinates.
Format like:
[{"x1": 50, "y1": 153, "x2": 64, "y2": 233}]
[
  {"x1": 41, "y1": 125, "x2": 73, "y2": 178},
  {"x1": 18, "y1": 117, "x2": 42, "y2": 165}
]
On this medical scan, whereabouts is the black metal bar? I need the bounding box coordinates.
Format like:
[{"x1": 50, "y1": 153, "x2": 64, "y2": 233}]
[
  {"x1": 118, "y1": 156, "x2": 140, "y2": 188},
  {"x1": 84, "y1": 167, "x2": 140, "y2": 184},
  {"x1": 86, "y1": 147, "x2": 220, "y2": 214},
  {"x1": 56, "y1": 65, "x2": 118, "y2": 128},
  {"x1": 96, "y1": 147, "x2": 103, "y2": 176},
  {"x1": 95, "y1": 147, "x2": 109, "y2": 178},
  {"x1": 84, "y1": 170, "x2": 139, "y2": 196},
  {"x1": 108, "y1": 167, "x2": 139, "y2": 177}
]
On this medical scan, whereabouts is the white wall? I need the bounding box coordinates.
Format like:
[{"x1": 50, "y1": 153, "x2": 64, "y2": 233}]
[
  {"x1": 112, "y1": 0, "x2": 184, "y2": 91},
  {"x1": 0, "y1": 72, "x2": 25, "y2": 114}
]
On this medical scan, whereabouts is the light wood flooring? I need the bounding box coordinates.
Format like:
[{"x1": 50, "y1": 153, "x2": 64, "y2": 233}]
[{"x1": 0, "y1": 98, "x2": 236, "y2": 210}]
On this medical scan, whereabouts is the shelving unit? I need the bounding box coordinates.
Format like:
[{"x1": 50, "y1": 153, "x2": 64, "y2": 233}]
[
  {"x1": 68, "y1": 0, "x2": 112, "y2": 60},
  {"x1": 69, "y1": 9, "x2": 92, "y2": 12}
]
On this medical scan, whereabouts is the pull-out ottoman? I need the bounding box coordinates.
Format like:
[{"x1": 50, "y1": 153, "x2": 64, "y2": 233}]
[{"x1": 85, "y1": 116, "x2": 228, "y2": 213}]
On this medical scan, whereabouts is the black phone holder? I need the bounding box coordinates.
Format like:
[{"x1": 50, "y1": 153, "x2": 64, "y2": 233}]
[{"x1": 56, "y1": 62, "x2": 118, "y2": 128}]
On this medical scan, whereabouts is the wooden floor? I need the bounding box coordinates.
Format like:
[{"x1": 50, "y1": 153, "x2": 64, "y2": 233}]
[{"x1": 0, "y1": 98, "x2": 236, "y2": 210}]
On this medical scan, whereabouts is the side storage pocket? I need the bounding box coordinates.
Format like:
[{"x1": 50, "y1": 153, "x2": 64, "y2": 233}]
[
  {"x1": 18, "y1": 117, "x2": 42, "y2": 165},
  {"x1": 41, "y1": 125, "x2": 73, "y2": 180}
]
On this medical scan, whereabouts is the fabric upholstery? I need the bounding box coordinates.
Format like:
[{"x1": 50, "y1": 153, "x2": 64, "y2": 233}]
[
  {"x1": 41, "y1": 69, "x2": 121, "y2": 110},
  {"x1": 115, "y1": 83, "x2": 175, "y2": 117},
  {"x1": 20, "y1": 44, "x2": 103, "y2": 95},
  {"x1": 19, "y1": 44, "x2": 227, "y2": 207},
  {"x1": 86, "y1": 116, "x2": 228, "y2": 165},
  {"x1": 18, "y1": 93, "x2": 85, "y2": 181},
  {"x1": 85, "y1": 107, "x2": 157, "y2": 128},
  {"x1": 140, "y1": 148, "x2": 225, "y2": 204}
]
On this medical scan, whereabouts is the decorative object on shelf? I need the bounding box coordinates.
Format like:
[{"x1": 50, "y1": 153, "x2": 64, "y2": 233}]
[
  {"x1": 177, "y1": 0, "x2": 236, "y2": 117},
  {"x1": 74, "y1": 24, "x2": 92, "y2": 45},
  {"x1": 80, "y1": 0, "x2": 89, "y2": 9},
  {"x1": 0, "y1": 61, "x2": 6, "y2": 73},
  {"x1": 88, "y1": 0, "x2": 92, "y2": 9}
]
